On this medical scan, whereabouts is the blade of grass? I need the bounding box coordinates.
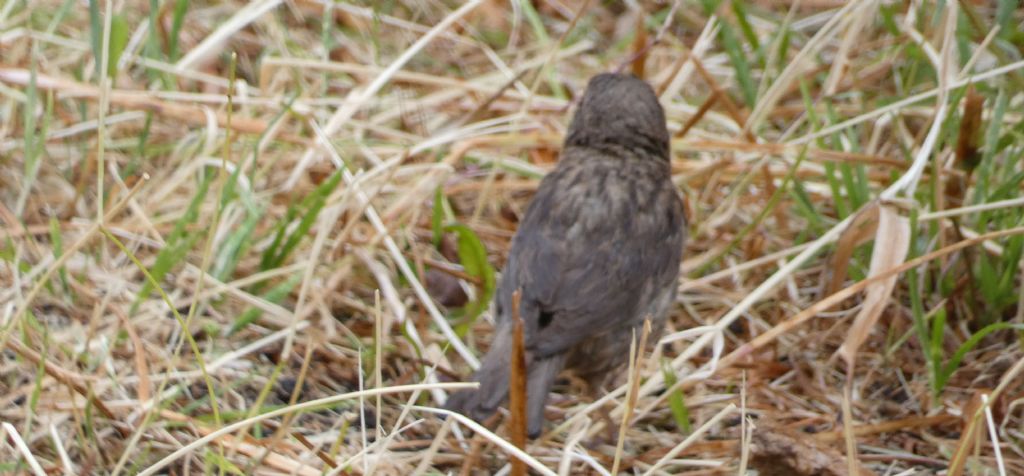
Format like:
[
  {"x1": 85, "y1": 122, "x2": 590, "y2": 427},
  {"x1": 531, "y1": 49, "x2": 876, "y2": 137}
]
[
  {"x1": 167, "y1": 0, "x2": 189, "y2": 61},
  {"x1": 132, "y1": 173, "x2": 213, "y2": 310},
  {"x1": 444, "y1": 223, "x2": 496, "y2": 325},
  {"x1": 661, "y1": 359, "x2": 691, "y2": 433},
  {"x1": 260, "y1": 169, "x2": 343, "y2": 271}
]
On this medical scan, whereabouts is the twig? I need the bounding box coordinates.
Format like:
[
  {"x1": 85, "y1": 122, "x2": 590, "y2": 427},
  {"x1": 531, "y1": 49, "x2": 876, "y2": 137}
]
[{"x1": 509, "y1": 290, "x2": 527, "y2": 476}]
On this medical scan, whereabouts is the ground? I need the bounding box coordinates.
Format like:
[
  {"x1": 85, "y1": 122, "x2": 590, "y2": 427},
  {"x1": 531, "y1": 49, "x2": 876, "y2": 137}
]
[{"x1": 1, "y1": 1, "x2": 1023, "y2": 474}]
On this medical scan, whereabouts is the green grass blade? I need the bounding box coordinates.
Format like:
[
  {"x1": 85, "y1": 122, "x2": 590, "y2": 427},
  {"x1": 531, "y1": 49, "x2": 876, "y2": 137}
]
[
  {"x1": 718, "y1": 21, "x2": 757, "y2": 108},
  {"x1": 444, "y1": 223, "x2": 496, "y2": 323},
  {"x1": 107, "y1": 14, "x2": 129, "y2": 76},
  {"x1": 936, "y1": 323, "x2": 1024, "y2": 393},
  {"x1": 432, "y1": 187, "x2": 445, "y2": 247},
  {"x1": 133, "y1": 173, "x2": 214, "y2": 309},
  {"x1": 661, "y1": 360, "x2": 692, "y2": 433},
  {"x1": 228, "y1": 273, "x2": 302, "y2": 335},
  {"x1": 168, "y1": 0, "x2": 189, "y2": 61},
  {"x1": 260, "y1": 168, "x2": 343, "y2": 271}
]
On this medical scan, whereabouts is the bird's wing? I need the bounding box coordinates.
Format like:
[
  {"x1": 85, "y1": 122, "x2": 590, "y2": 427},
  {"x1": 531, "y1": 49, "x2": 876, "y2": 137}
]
[{"x1": 498, "y1": 153, "x2": 685, "y2": 358}]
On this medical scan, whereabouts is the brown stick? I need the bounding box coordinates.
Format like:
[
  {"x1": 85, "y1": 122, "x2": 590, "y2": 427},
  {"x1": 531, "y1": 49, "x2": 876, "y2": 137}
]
[{"x1": 508, "y1": 290, "x2": 528, "y2": 476}]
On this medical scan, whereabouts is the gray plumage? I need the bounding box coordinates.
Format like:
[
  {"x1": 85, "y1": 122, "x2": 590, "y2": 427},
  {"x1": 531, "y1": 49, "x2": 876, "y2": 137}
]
[{"x1": 445, "y1": 73, "x2": 687, "y2": 437}]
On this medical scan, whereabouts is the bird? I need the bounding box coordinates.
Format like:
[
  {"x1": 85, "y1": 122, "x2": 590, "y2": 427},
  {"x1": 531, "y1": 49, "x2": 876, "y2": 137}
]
[{"x1": 444, "y1": 73, "x2": 686, "y2": 438}]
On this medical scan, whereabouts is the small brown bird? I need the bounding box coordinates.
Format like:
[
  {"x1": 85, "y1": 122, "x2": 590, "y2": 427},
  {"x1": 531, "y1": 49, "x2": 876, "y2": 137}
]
[{"x1": 445, "y1": 73, "x2": 686, "y2": 437}]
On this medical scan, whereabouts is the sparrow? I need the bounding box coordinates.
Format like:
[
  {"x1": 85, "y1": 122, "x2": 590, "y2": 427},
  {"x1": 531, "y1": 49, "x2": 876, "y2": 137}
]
[{"x1": 445, "y1": 73, "x2": 686, "y2": 437}]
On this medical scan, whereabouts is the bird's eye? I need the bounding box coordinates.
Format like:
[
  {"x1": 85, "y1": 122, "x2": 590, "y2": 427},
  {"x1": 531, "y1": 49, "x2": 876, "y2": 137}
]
[{"x1": 538, "y1": 311, "x2": 554, "y2": 328}]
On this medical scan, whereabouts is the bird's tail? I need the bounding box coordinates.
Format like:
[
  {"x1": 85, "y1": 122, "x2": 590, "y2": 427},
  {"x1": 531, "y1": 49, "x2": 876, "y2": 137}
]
[
  {"x1": 444, "y1": 323, "x2": 567, "y2": 438},
  {"x1": 526, "y1": 353, "x2": 566, "y2": 438},
  {"x1": 444, "y1": 322, "x2": 513, "y2": 421}
]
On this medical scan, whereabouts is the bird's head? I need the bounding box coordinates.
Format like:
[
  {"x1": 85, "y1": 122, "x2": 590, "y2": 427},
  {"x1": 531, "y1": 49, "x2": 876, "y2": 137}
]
[{"x1": 564, "y1": 73, "x2": 670, "y2": 159}]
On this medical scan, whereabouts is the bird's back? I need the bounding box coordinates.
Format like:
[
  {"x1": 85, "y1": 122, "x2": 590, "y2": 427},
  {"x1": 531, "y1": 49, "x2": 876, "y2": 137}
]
[{"x1": 499, "y1": 146, "x2": 685, "y2": 368}]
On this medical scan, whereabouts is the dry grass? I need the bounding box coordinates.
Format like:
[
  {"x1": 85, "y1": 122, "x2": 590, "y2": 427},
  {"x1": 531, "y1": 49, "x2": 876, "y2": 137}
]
[{"x1": 2, "y1": 1, "x2": 1024, "y2": 474}]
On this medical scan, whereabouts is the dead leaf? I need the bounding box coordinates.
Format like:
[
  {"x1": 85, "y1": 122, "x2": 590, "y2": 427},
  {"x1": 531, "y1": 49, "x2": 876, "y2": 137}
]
[
  {"x1": 837, "y1": 203, "x2": 910, "y2": 367},
  {"x1": 821, "y1": 202, "x2": 880, "y2": 304},
  {"x1": 750, "y1": 421, "x2": 876, "y2": 476},
  {"x1": 955, "y1": 86, "x2": 984, "y2": 173},
  {"x1": 947, "y1": 87, "x2": 984, "y2": 208},
  {"x1": 947, "y1": 389, "x2": 993, "y2": 476}
]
